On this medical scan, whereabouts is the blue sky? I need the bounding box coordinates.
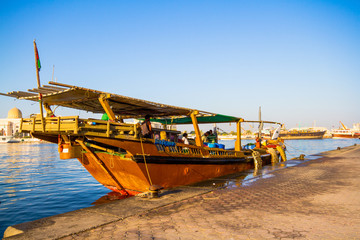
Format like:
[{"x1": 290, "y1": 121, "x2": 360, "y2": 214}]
[{"x1": 0, "y1": 0, "x2": 359, "y2": 131}]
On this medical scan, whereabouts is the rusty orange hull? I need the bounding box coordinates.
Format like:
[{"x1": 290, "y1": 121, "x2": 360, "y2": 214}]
[
  {"x1": 34, "y1": 133, "x2": 276, "y2": 195},
  {"x1": 77, "y1": 151, "x2": 272, "y2": 195}
]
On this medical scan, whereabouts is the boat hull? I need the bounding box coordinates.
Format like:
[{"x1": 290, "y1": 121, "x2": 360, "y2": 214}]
[
  {"x1": 26, "y1": 132, "x2": 280, "y2": 195},
  {"x1": 331, "y1": 134, "x2": 360, "y2": 139},
  {"x1": 266, "y1": 130, "x2": 326, "y2": 140},
  {"x1": 0, "y1": 136, "x2": 20, "y2": 143},
  {"x1": 78, "y1": 151, "x2": 273, "y2": 194}
]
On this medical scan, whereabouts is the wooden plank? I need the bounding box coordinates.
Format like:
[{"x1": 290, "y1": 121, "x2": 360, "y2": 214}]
[
  {"x1": 42, "y1": 85, "x2": 68, "y2": 91},
  {"x1": 48, "y1": 81, "x2": 74, "y2": 88},
  {"x1": 3, "y1": 91, "x2": 37, "y2": 97},
  {"x1": 38, "y1": 87, "x2": 60, "y2": 93},
  {"x1": 28, "y1": 89, "x2": 54, "y2": 94},
  {"x1": 106, "y1": 122, "x2": 110, "y2": 138}
]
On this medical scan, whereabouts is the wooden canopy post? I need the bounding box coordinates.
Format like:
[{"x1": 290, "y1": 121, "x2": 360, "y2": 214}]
[
  {"x1": 235, "y1": 118, "x2": 244, "y2": 151},
  {"x1": 99, "y1": 94, "x2": 116, "y2": 121},
  {"x1": 190, "y1": 111, "x2": 203, "y2": 147}
]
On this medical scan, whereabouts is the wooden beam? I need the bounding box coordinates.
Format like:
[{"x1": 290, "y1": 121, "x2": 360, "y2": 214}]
[
  {"x1": 98, "y1": 94, "x2": 116, "y2": 121},
  {"x1": 235, "y1": 119, "x2": 243, "y2": 151},
  {"x1": 28, "y1": 88, "x2": 54, "y2": 94},
  {"x1": 190, "y1": 111, "x2": 203, "y2": 147},
  {"x1": 38, "y1": 87, "x2": 60, "y2": 93},
  {"x1": 42, "y1": 85, "x2": 67, "y2": 91},
  {"x1": 243, "y1": 120, "x2": 282, "y2": 126},
  {"x1": 48, "y1": 81, "x2": 73, "y2": 88}
]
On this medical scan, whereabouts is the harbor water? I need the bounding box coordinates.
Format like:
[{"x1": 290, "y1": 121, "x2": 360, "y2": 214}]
[{"x1": 1, "y1": 138, "x2": 360, "y2": 236}]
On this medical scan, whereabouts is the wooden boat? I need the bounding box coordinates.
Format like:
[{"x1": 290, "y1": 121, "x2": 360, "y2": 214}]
[
  {"x1": 273, "y1": 128, "x2": 326, "y2": 140},
  {"x1": 260, "y1": 126, "x2": 326, "y2": 140},
  {"x1": 1, "y1": 82, "x2": 286, "y2": 196}
]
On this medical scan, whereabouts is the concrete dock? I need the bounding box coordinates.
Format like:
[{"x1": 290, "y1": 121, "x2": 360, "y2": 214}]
[{"x1": 3, "y1": 144, "x2": 360, "y2": 239}]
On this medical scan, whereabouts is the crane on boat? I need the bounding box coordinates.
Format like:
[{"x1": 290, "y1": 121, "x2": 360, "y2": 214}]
[{"x1": 340, "y1": 121, "x2": 349, "y2": 130}]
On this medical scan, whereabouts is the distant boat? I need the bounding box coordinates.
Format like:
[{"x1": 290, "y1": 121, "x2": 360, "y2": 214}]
[
  {"x1": 331, "y1": 129, "x2": 360, "y2": 139},
  {"x1": 0, "y1": 136, "x2": 20, "y2": 143},
  {"x1": 263, "y1": 128, "x2": 326, "y2": 140},
  {"x1": 331, "y1": 122, "x2": 360, "y2": 139},
  {"x1": 218, "y1": 135, "x2": 254, "y2": 140}
]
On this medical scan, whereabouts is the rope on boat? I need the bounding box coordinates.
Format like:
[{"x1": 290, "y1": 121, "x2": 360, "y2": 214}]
[
  {"x1": 267, "y1": 148, "x2": 279, "y2": 164},
  {"x1": 251, "y1": 150, "x2": 262, "y2": 170},
  {"x1": 140, "y1": 137, "x2": 153, "y2": 186},
  {"x1": 76, "y1": 139, "x2": 127, "y2": 194},
  {"x1": 283, "y1": 141, "x2": 300, "y2": 151},
  {"x1": 276, "y1": 145, "x2": 287, "y2": 162}
]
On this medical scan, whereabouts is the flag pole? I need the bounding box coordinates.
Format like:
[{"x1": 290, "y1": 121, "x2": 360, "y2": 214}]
[{"x1": 33, "y1": 40, "x2": 45, "y2": 131}]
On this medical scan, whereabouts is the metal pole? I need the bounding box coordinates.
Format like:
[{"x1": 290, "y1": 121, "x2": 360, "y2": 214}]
[{"x1": 33, "y1": 40, "x2": 45, "y2": 131}]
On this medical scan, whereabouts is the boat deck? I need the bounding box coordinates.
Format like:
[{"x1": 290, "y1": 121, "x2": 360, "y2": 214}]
[{"x1": 21, "y1": 116, "x2": 245, "y2": 159}]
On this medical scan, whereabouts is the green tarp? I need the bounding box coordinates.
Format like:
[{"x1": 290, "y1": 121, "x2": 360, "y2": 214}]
[{"x1": 149, "y1": 114, "x2": 241, "y2": 125}]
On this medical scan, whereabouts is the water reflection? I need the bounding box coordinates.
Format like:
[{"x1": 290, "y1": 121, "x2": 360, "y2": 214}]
[
  {"x1": 92, "y1": 191, "x2": 131, "y2": 205},
  {"x1": 0, "y1": 143, "x2": 110, "y2": 236}
]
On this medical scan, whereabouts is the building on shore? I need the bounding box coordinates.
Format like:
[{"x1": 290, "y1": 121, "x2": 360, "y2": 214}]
[{"x1": 0, "y1": 108, "x2": 24, "y2": 137}]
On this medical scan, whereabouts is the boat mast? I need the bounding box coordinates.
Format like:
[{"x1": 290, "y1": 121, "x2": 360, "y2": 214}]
[{"x1": 33, "y1": 40, "x2": 45, "y2": 131}]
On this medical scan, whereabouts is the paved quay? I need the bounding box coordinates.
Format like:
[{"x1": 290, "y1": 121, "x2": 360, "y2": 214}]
[{"x1": 4, "y1": 144, "x2": 360, "y2": 240}]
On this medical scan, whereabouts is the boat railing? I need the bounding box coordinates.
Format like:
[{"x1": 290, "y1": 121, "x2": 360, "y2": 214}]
[
  {"x1": 154, "y1": 139, "x2": 243, "y2": 158},
  {"x1": 21, "y1": 116, "x2": 139, "y2": 139}
]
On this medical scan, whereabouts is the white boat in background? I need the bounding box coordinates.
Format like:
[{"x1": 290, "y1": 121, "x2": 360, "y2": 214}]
[
  {"x1": 218, "y1": 135, "x2": 254, "y2": 140},
  {"x1": 331, "y1": 122, "x2": 360, "y2": 139},
  {"x1": 0, "y1": 136, "x2": 20, "y2": 143},
  {"x1": 331, "y1": 129, "x2": 360, "y2": 139}
]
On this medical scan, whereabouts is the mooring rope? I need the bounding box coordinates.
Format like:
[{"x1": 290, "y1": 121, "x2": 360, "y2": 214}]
[
  {"x1": 284, "y1": 142, "x2": 300, "y2": 151},
  {"x1": 267, "y1": 147, "x2": 279, "y2": 164},
  {"x1": 251, "y1": 150, "x2": 262, "y2": 170},
  {"x1": 276, "y1": 145, "x2": 287, "y2": 162},
  {"x1": 140, "y1": 137, "x2": 153, "y2": 186}
]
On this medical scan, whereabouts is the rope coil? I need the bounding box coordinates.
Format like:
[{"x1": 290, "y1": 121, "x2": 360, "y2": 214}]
[
  {"x1": 267, "y1": 148, "x2": 279, "y2": 164},
  {"x1": 276, "y1": 145, "x2": 287, "y2": 162},
  {"x1": 251, "y1": 150, "x2": 262, "y2": 170}
]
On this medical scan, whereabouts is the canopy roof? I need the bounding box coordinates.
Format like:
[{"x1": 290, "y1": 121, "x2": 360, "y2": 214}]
[
  {"x1": 150, "y1": 114, "x2": 240, "y2": 124},
  {"x1": 0, "y1": 81, "x2": 242, "y2": 122}
]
